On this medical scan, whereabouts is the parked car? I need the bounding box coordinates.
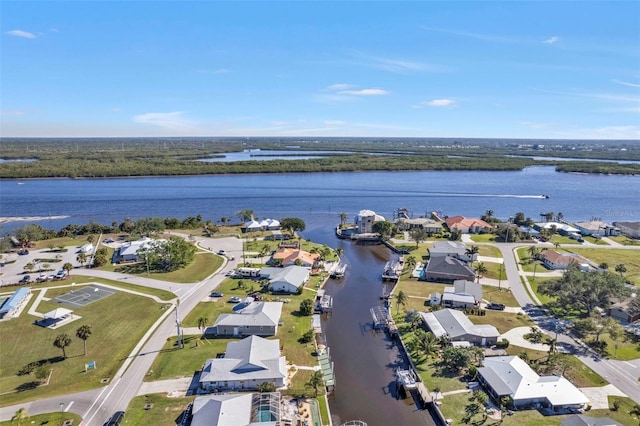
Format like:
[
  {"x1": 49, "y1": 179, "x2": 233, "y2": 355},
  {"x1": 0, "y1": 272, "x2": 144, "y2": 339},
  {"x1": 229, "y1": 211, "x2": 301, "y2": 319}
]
[
  {"x1": 56, "y1": 269, "x2": 68, "y2": 279},
  {"x1": 486, "y1": 302, "x2": 506, "y2": 311},
  {"x1": 104, "y1": 238, "x2": 114, "y2": 243},
  {"x1": 229, "y1": 296, "x2": 241, "y2": 303},
  {"x1": 217, "y1": 249, "x2": 225, "y2": 255},
  {"x1": 210, "y1": 292, "x2": 224, "y2": 298},
  {"x1": 17, "y1": 249, "x2": 29, "y2": 255},
  {"x1": 36, "y1": 273, "x2": 48, "y2": 282},
  {"x1": 19, "y1": 275, "x2": 31, "y2": 283}
]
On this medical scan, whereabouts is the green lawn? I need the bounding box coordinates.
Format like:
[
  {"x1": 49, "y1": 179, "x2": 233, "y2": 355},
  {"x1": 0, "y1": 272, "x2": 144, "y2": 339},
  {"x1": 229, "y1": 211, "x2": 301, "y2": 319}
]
[
  {"x1": 562, "y1": 248, "x2": 640, "y2": 286},
  {"x1": 477, "y1": 245, "x2": 502, "y2": 258},
  {"x1": 480, "y1": 261, "x2": 507, "y2": 281},
  {"x1": 582, "y1": 236, "x2": 610, "y2": 245},
  {"x1": 0, "y1": 285, "x2": 165, "y2": 406},
  {"x1": 0, "y1": 411, "x2": 82, "y2": 426},
  {"x1": 469, "y1": 310, "x2": 533, "y2": 334},
  {"x1": 107, "y1": 252, "x2": 222, "y2": 283},
  {"x1": 482, "y1": 287, "x2": 520, "y2": 307},
  {"x1": 607, "y1": 235, "x2": 640, "y2": 246},
  {"x1": 145, "y1": 336, "x2": 228, "y2": 381},
  {"x1": 126, "y1": 393, "x2": 193, "y2": 426},
  {"x1": 469, "y1": 234, "x2": 498, "y2": 243}
]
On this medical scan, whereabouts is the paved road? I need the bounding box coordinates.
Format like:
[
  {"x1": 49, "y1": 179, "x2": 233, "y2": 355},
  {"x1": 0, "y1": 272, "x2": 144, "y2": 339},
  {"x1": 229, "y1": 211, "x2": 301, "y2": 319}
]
[{"x1": 0, "y1": 236, "x2": 241, "y2": 425}]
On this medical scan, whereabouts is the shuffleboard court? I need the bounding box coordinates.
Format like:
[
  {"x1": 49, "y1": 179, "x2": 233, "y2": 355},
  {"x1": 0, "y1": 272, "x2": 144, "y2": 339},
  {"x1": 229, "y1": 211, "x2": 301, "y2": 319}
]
[{"x1": 53, "y1": 284, "x2": 117, "y2": 307}]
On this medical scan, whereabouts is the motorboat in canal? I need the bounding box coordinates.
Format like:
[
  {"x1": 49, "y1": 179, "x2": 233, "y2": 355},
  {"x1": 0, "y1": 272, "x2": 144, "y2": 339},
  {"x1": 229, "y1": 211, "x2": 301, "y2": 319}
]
[{"x1": 395, "y1": 368, "x2": 417, "y2": 390}]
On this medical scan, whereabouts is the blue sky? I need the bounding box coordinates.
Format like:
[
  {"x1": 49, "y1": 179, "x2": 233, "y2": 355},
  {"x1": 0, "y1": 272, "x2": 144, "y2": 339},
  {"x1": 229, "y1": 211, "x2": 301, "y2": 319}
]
[{"x1": 2, "y1": 1, "x2": 639, "y2": 139}]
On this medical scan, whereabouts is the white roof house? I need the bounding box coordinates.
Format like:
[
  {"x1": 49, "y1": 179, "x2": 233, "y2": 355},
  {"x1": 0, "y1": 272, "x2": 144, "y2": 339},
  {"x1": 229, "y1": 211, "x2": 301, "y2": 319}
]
[
  {"x1": 79, "y1": 243, "x2": 94, "y2": 254},
  {"x1": 355, "y1": 209, "x2": 386, "y2": 234},
  {"x1": 534, "y1": 222, "x2": 579, "y2": 234},
  {"x1": 191, "y1": 393, "x2": 280, "y2": 426},
  {"x1": 118, "y1": 237, "x2": 165, "y2": 262},
  {"x1": 478, "y1": 356, "x2": 589, "y2": 410},
  {"x1": 212, "y1": 302, "x2": 283, "y2": 336},
  {"x1": 199, "y1": 335, "x2": 287, "y2": 392},
  {"x1": 244, "y1": 218, "x2": 281, "y2": 232},
  {"x1": 419, "y1": 308, "x2": 499, "y2": 346},
  {"x1": 259, "y1": 265, "x2": 310, "y2": 293}
]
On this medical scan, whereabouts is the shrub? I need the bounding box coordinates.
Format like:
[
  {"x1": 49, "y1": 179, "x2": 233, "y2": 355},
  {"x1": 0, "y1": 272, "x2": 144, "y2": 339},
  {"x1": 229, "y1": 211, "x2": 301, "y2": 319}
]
[{"x1": 496, "y1": 338, "x2": 510, "y2": 349}]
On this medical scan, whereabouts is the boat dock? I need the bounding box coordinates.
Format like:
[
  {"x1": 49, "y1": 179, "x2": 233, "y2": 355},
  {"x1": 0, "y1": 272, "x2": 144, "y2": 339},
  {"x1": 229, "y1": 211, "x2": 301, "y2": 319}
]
[
  {"x1": 381, "y1": 256, "x2": 404, "y2": 282},
  {"x1": 314, "y1": 289, "x2": 333, "y2": 313},
  {"x1": 329, "y1": 262, "x2": 347, "y2": 279}
]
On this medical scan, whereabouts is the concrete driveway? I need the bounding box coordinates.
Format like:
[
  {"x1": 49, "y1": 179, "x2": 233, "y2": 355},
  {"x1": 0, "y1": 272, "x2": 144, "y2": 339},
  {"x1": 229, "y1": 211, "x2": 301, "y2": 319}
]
[{"x1": 500, "y1": 326, "x2": 550, "y2": 352}]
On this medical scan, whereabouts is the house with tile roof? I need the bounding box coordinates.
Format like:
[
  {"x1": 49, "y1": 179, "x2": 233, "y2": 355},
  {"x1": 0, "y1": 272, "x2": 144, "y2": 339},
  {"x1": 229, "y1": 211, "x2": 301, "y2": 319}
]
[
  {"x1": 211, "y1": 302, "x2": 284, "y2": 337},
  {"x1": 445, "y1": 216, "x2": 495, "y2": 234},
  {"x1": 423, "y1": 256, "x2": 475, "y2": 282},
  {"x1": 478, "y1": 356, "x2": 589, "y2": 412},
  {"x1": 419, "y1": 308, "x2": 500, "y2": 346},
  {"x1": 271, "y1": 247, "x2": 319, "y2": 268},
  {"x1": 199, "y1": 335, "x2": 287, "y2": 392}
]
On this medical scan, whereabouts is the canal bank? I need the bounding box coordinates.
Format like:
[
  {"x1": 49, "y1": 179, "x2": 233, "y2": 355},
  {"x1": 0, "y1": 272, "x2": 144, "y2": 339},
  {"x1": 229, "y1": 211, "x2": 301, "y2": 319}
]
[{"x1": 309, "y1": 228, "x2": 438, "y2": 426}]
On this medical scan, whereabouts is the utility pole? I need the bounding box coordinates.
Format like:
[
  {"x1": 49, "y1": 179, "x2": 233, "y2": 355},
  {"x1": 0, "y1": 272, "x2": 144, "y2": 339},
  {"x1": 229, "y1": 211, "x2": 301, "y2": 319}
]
[{"x1": 175, "y1": 299, "x2": 183, "y2": 349}]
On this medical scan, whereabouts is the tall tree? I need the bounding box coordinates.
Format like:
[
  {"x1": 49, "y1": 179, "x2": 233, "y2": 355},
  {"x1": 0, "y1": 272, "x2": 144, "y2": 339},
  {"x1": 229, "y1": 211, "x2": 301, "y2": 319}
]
[
  {"x1": 339, "y1": 212, "x2": 348, "y2": 228},
  {"x1": 372, "y1": 220, "x2": 395, "y2": 240},
  {"x1": 53, "y1": 333, "x2": 72, "y2": 359},
  {"x1": 305, "y1": 370, "x2": 324, "y2": 397},
  {"x1": 465, "y1": 245, "x2": 479, "y2": 261},
  {"x1": 76, "y1": 325, "x2": 92, "y2": 356},
  {"x1": 395, "y1": 290, "x2": 407, "y2": 314},
  {"x1": 237, "y1": 209, "x2": 254, "y2": 222},
  {"x1": 280, "y1": 217, "x2": 306, "y2": 235},
  {"x1": 62, "y1": 262, "x2": 73, "y2": 277},
  {"x1": 197, "y1": 316, "x2": 208, "y2": 334},
  {"x1": 11, "y1": 408, "x2": 29, "y2": 426},
  {"x1": 408, "y1": 227, "x2": 428, "y2": 247},
  {"x1": 76, "y1": 252, "x2": 88, "y2": 267},
  {"x1": 474, "y1": 262, "x2": 488, "y2": 283}
]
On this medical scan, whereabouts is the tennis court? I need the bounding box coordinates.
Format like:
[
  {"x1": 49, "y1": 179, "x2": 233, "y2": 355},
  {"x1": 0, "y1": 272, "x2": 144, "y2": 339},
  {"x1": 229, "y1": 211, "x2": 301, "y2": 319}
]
[{"x1": 53, "y1": 284, "x2": 117, "y2": 307}]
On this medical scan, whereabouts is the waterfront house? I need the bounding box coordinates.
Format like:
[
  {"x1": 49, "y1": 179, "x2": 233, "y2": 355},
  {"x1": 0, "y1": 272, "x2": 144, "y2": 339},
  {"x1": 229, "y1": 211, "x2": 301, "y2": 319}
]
[
  {"x1": 534, "y1": 222, "x2": 579, "y2": 235},
  {"x1": 423, "y1": 256, "x2": 476, "y2": 282},
  {"x1": 561, "y1": 414, "x2": 622, "y2": 426},
  {"x1": 191, "y1": 392, "x2": 281, "y2": 426},
  {"x1": 428, "y1": 241, "x2": 476, "y2": 262},
  {"x1": 540, "y1": 250, "x2": 589, "y2": 270},
  {"x1": 211, "y1": 302, "x2": 283, "y2": 337},
  {"x1": 355, "y1": 209, "x2": 386, "y2": 234},
  {"x1": 445, "y1": 216, "x2": 494, "y2": 234},
  {"x1": 419, "y1": 308, "x2": 499, "y2": 346},
  {"x1": 478, "y1": 356, "x2": 589, "y2": 412},
  {"x1": 244, "y1": 218, "x2": 281, "y2": 232},
  {"x1": 271, "y1": 247, "x2": 319, "y2": 268},
  {"x1": 199, "y1": 335, "x2": 287, "y2": 392},
  {"x1": 395, "y1": 217, "x2": 443, "y2": 234},
  {"x1": 259, "y1": 265, "x2": 310, "y2": 293},
  {"x1": 608, "y1": 296, "x2": 640, "y2": 324},
  {"x1": 573, "y1": 220, "x2": 619, "y2": 237},
  {"x1": 613, "y1": 221, "x2": 640, "y2": 238}
]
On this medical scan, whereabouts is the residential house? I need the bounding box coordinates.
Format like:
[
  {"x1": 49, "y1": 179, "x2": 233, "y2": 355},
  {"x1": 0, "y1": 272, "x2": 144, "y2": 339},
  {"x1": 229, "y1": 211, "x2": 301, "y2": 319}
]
[
  {"x1": 442, "y1": 280, "x2": 483, "y2": 309},
  {"x1": 0, "y1": 287, "x2": 30, "y2": 319},
  {"x1": 199, "y1": 335, "x2": 287, "y2": 392},
  {"x1": 478, "y1": 356, "x2": 589, "y2": 412},
  {"x1": 561, "y1": 414, "x2": 622, "y2": 426},
  {"x1": 540, "y1": 250, "x2": 588, "y2": 270},
  {"x1": 423, "y1": 256, "x2": 476, "y2": 282},
  {"x1": 445, "y1": 216, "x2": 494, "y2": 234},
  {"x1": 191, "y1": 393, "x2": 281, "y2": 426},
  {"x1": 260, "y1": 265, "x2": 310, "y2": 293},
  {"x1": 613, "y1": 221, "x2": 640, "y2": 238},
  {"x1": 211, "y1": 302, "x2": 283, "y2": 337},
  {"x1": 395, "y1": 217, "x2": 443, "y2": 234},
  {"x1": 117, "y1": 237, "x2": 164, "y2": 263},
  {"x1": 79, "y1": 243, "x2": 94, "y2": 254},
  {"x1": 534, "y1": 222, "x2": 579, "y2": 235},
  {"x1": 573, "y1": 220, "x2": 619, "y2": 237},
  {"x1": 271, "y1": 247, "x2": 319, "y2": 268},
  {"x1": 244, "y1": 218, "x2": 281, "y2": 232},
  {"x1": 419, "y1": 308, "x2": 500, "y2": 346},
  {"x1": 608, "y1": 296, "x2": 640, "y2": 324},
  {"x1": 428, "y1": 241, "x2": 476, "y2": 262},
  {"x1": 355, "y1": 209, "x2": 386, "y2": 234}
]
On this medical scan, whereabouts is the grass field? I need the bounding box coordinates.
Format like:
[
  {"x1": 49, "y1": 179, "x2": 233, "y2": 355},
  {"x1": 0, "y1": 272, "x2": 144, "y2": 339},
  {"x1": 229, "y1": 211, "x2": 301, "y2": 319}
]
[
  {"x1": 0, "y1": 411, "x2": 82, "y2": 426},
  {"x1": 107, "y1": 252, "x2": 222, "y2": 283},
  {"x1": 468, "y1": 310, "x2": 533, "y2": 334},
  {"x1": 126, "y1": 394, "x2": 193, "y2": 426},
  {"x1": 607, "y1": 235, "x2": 640, "y2": 246},
  {"x1": 562, "y1": 248, "x2": 640, "y2": 286},
  {"x1": 0, "y1": 285, "x2": 165, "y2": 406}
]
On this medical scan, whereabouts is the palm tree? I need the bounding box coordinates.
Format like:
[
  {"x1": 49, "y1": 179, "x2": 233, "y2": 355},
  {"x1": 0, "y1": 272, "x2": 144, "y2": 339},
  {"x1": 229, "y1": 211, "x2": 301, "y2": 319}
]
[
  {"x1": 197, "y1": 316, "x2": 208, "y2": 334},
  {"x1": 527, "y1": 245, "x2": 539, "y2": 260},
  {"x1": 76, "y1": 325, "x2": 92, "y2": 356},
  {"x1": 418, "y1": 331, "x2": 439, "y2": 359},
  {"x1": 339, "y1": 212, "x2": 348, "y2": 228},
  {"x1": 465, "y1": 245, "x2": 479, "y2": 261},
  {"x1": 305, "y1": 370, "x2": 324, "y2": 397},
  {"x1": 554, "y1": 241, "x2": 561, "y2": 250},
  {"x1": 474, "y1": 262, "x2": 488, "y2": 283},
  {"x1": 63, "y1": 262, "x2": 73, "y2": 277},
  {"x1": 395, "y1": 290, "x2": 407, "y2": 314},
  {"x1": 547, "y1": 338, "x2": 557, "y2": 362},
  {"x1": 615, "y1": 263, "x2": 627, "y2": 278},
  {"x1": 53, "y1": 333, "x2": 72, "y2": 359},
  {"x1": 405, "y1": 255, "x2": 416, "y2": 272},
  {"x1": 11, "y1": 408, "x2": 29, "y2": 426},
  {"x1": 484, "y1": 210, "x2": 494, "y2": 220},
  {"x1": 76, "y1": 252, "x2": 88, "y2": 267}
]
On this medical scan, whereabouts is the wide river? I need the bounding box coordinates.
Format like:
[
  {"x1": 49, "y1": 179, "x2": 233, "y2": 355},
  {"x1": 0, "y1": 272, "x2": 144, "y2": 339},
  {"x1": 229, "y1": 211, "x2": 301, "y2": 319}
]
[{"x1": 1, "y1": 167, "x2": 639, "y2": 425}]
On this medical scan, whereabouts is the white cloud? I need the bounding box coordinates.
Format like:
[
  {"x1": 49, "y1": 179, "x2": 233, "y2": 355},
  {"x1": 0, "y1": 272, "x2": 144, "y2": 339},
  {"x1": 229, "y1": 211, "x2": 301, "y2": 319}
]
[
  {"x1": 544, "y1": 36, "x2": 560, "y2": 44},
  {"x1": 426, "y1": 99, "x2": 455, "y2": 107},
  {"x1": 326, "y1": 84, "x2": 356, "y2": 91},
  {"x1": 5, "y1": 30, "x2": 36, "y2": 39},
  {"x1": 133, "y1": 111, "x2": 196, "y2": 130},
  {"x1": 337, "y1": 89, "x2": 388, "y2": 96},
  {"x1": 0, "y1": 110, "x2": 27, "y2": 116},
  {"x1": 612, "y1": 79, "x2": 640, "y2": 88}
]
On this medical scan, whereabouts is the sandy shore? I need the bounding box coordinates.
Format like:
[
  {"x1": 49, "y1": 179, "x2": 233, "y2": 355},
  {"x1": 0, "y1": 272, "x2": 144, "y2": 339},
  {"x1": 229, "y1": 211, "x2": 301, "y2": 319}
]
[{"x1": 0, "y1": 215, "x2": 70, "y2": 224}]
